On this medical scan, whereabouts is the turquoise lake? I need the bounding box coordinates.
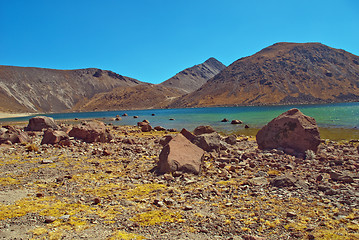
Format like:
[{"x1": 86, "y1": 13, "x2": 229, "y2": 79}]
[{"x1": 1, "y1": 102, "x2": 359, "y2": 133}]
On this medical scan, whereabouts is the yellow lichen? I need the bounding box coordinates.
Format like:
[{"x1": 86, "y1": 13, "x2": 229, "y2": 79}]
[
  {"x1": 126, "y1": 183, "x2": 166, "y2": 199},
  {"x1": 108, "y1": 230, "x2": 145, "y2": 240},
  {"x1": 0, "y1": 176, "x2": 20, "y2": 185},
  {"x1": 130, "y1": 210, "x2": 182, "y2": 226}
]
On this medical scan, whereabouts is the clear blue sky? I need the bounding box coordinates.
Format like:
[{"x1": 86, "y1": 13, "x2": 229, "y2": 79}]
[{"x1": 1, "y1": 0, "x2": 358, "y2": 84}]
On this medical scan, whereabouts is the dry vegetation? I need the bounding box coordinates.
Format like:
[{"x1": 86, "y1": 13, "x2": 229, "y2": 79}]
[{"x1": 0, "y1": 125, "x2": 358, "y2": 239}]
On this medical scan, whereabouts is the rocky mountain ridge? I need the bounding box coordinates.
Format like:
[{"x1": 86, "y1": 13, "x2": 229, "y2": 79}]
[
  {"x1": 160, "y1": 57, "x2": 226, "y2": 93},
  {"x1": 170, "y1": 42, "x2": 359, "y2": 108},
  {"x1": 0, "y1": 66, "x2": 142, "y2": 113}
]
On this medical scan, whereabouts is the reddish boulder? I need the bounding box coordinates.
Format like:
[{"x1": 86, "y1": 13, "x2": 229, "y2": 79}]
[
  {"x1": 158, "y1": 134, "x2": 205, "y2": 174},
  {"x1": 154, "y1": 126, "x2": 166, "y2": 131},
  {"x1": 224, "y1": 135, "x2": 237, "y2": 145},
  {"x1": 69, "y1": 121, "x2": 113, "y2": 143},
  {"x1": 180, "y1": 128, "x2": 196, "y2": 142},
  {"x1": 256, "y1": 108, "x2": 321, "y2": 153},
  {"x1": 192, "y1": 132, "x2": 222, "y2": 152},
  {"x1": 193, "y1": 125, "x2": 215, "y2": 135},
  {"x1": 137, "y1": 121, "x2": 148, "y2": 127},
  {"x1": 41, "y1": 129, "x2": 71, "y2": 146},
  {"x1": 0, "y1": 126, "x2": 30, "y2": 144},
  {"x1": 141, "y1": 124, "x2": 152, "y2": 132},
  {"x1": 25, "y1": 116, "x2": 58, "y2": 131}
]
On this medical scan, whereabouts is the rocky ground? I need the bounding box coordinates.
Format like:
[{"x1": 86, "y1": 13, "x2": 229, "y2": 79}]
[{"x1": 0, "y1": 122, "x2": 359, "y2": 240}]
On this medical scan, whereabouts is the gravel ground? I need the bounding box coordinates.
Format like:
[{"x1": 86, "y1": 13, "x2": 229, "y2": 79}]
[{"x1": 0, "y1": 124, "x2": 358, "y2": 240}]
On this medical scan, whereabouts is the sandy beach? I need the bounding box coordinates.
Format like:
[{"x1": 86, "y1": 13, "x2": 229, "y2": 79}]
[{"x1": 0, "y1": 112, "x2": 35, "y2": 119}]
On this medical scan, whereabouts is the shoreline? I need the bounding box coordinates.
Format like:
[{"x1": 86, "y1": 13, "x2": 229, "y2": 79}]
[
  {"x1": 0, "y1": 112, "x2": 35, "y2": 119},
  {"x1": 1, "y1": 116, "x2": 359, "y2": 141}
]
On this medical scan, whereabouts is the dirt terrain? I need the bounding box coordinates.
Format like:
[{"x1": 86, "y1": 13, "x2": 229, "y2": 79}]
[{"x1": 0, "y1": 122, "x2": 358, "y2": 240}]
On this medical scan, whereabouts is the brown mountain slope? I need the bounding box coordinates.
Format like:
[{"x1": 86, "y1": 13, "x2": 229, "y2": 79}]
[
  {"x1": 71, "y1": 84, "x2": 184, "y2": 111},
  {"x1": 0, "y1": 66, "x2": 141, "y2": 113},
  {"x1": 169, "y1": 42, "x2": 359, "y2": 108},
  {"x1": 73, "y1": 58, "x2": 226, "y2": 112},
  {"x1": 160, "y1": 57, "x2": 226, "y2": 93}
]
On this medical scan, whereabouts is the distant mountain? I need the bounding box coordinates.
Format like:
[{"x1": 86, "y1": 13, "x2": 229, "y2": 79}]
[
  {"x1": 170, "y1": 42, "x2": 359, "y2": 108},
  {"x1": 160, "y1": 57, "x2": 226, "y2": 93},
  {"x1": 0, "y1": 66, "x2": 141, "y2": 113},
  {"x1": 71, "y1": 84, "x2": 184, "y2": 111},
  {"x1": 73, "y1": 58, "x2": 225, "y2": 112}
]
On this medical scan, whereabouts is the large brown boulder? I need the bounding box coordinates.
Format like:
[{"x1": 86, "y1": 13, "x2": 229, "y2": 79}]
[
  {"x1": 69, "y1": 121, "x2": 113, "y2": 143},
  {"x1": 256, "y1": 108, "x2": 321, "y2": 153},
  {"x1": 41, "y1": 129, "x2": 71, "y2": 146},
  {"x1": 193, "y1": 125, "x2": 215, "y2": 135},
  {"x1": 192, "y1": 132, "x2": 222, "y2": 152},
  {"x1": 158, "y1": 134, "x2": 205, "y2": 174},
  {"x1": 25, "y1": 116, "x2": 58, "y2": 131},
  {"x1": 0, "y1": 126, "x2": 30, "y2": 144}
]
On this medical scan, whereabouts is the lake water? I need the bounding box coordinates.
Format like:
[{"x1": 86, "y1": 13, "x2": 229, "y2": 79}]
[{"x1": 2, "y1": 102, "x2": 359, "y2": 135}]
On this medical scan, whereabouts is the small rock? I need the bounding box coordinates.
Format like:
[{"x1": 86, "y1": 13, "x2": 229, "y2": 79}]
[
  {"x1": 245, "y1": 125, "x2": 250, "y2": 129},
  {"x1": 249, "y1": 177, "x2": 269, "y2": 186},
  {"x1": 224, "y1": 135, "x2": 237, "y2": 145},
  {"x1": 44, "y1": 216, "x2": 56, "y2": 223},
  {"x1": 193, "y1": 126, "x2": 215, "y2": 135},
  {"x1": 59, "y1": 215, "x2": 70, "y2": 221},
  {"x1": 231, "y1": 120, "x2": 243, "y2": 124},
  {"x1": 133, "y1": 116, "x2": 138, "y2": 118},
  {"x1": 221, "y1": 118, "x2": 229, "y2": 122},
  {"x1": 41, "y1": 159, "x2": 54, "y2": 164},
  {"x1": 286, "y1": 211, "x2": 297, "y2": 218},
  {"x1": 271, "y1": 175, "x2": 297, "y2": 187},
  {"x1": 316, "y1": 175, "x2": 323, "y2": 182},
  {"x1": 141, "y1": 124, "x2": 152, "y2": 132},
  {"x1": 36, "y1": 193, "x2": 44, "y2": 198},
  {"x1": 308, "y1": 234, "x2": 315, "y2": 240},
  {"x1": 242, "y1": 235, "x2": 266, "y2": 240},
  {"x1": 164, "y1": 198, "x2": 175, "y2": 205},
  {"x1": 93, "y1": 198, "x2": 101, "y2": 205},
  {"x1": 340, "y1": 175, "x2": 354, "y2": 183},
  {"x1": 325, "y1": 189, "x2": 338, "y2": 195},
  {"x1": 184, "y1": 205, "x2": 193, "y2": 211},
  {"x1": 153, "y1": 199, "x2": 164, "y2": 207},
  {"x1": 154, "y1": 126, "x2": 166, "y2": 131}
]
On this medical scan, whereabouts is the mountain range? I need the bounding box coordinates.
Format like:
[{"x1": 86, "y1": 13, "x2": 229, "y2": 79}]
[
  {"x1": 169, "y1": 42, "x2": 359, "y2": 108},
  {"x1": 1, "y1": 42, "x2": 359, "y2": 113}
]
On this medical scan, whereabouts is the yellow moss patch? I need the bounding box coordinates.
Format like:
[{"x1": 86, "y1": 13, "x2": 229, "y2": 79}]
[
  {"x1": 126, "y1": 183, "x2": 166, "y2": 199},
  {"x1": 130, "y1": 210, "x2": 182, "y2": 226},
  {"x1": 0, "y1": 177, "x2": 20, "y2": 185},
  {"x1": 31, "y1": 227, "x2": 48, "y2": 236},
  {"x1": 267, "y1": 169, "x2": 281, "y2": 176},
  {"x1": 108, "y1": 230, "x2": 145, "y2": 240}
]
